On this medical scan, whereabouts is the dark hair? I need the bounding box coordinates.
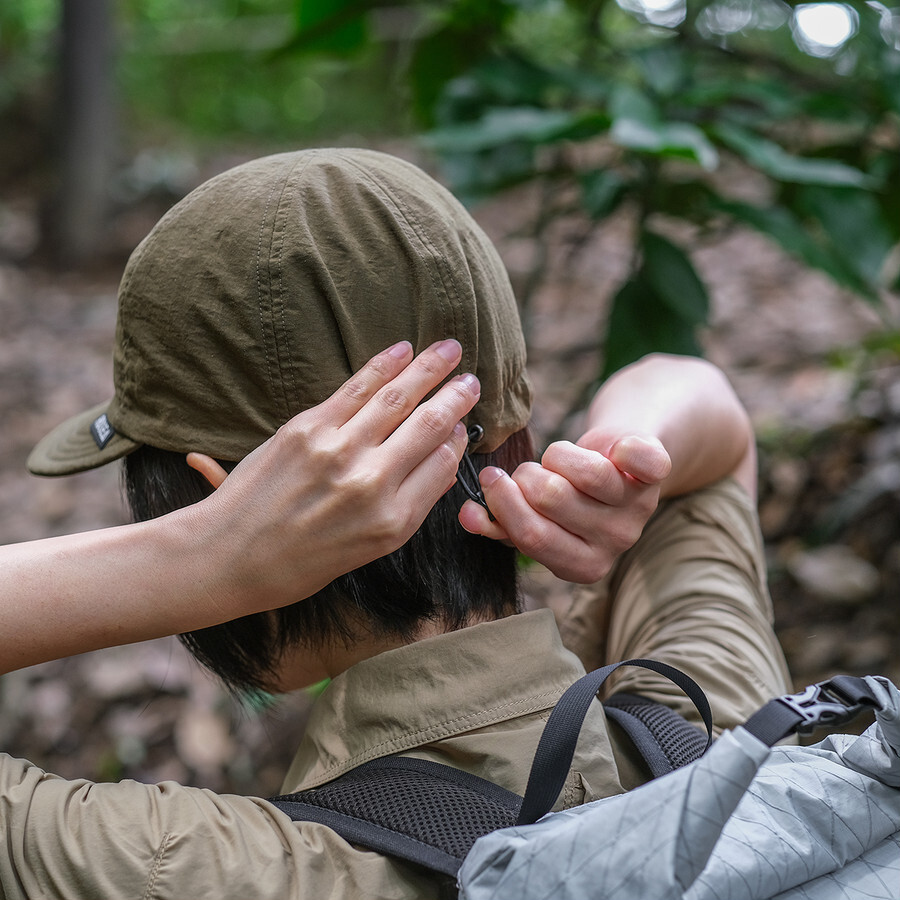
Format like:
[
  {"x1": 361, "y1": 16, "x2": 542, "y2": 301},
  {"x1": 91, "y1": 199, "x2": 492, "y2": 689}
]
[{"x1": 123, "y1": 429, "x2": 533, "y2": 693}]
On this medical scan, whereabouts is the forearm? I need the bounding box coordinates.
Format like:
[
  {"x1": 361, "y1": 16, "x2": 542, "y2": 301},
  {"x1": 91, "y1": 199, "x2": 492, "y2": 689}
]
[
  {"x1": 0, "y1": 511, "x2": 235, "y2": 675},
  {"x1": 581, "y1": 354, "x2": 755, "y2": 499}
]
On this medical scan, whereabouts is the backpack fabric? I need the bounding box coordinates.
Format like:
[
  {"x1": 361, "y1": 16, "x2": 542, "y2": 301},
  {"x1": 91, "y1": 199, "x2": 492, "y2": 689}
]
[{"x1": 459, "y1": 675, "x2": 900, "y2": 900}]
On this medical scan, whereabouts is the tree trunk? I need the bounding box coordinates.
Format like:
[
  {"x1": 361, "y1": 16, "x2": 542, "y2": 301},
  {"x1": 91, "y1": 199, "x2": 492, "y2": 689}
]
[{"x1": 49, "y1": 0, "x2": 116, "y2": 266}]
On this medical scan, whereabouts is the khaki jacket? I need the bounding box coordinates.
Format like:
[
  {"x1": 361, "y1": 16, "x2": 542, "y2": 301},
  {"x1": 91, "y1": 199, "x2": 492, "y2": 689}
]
[{"x1": 0, "y1": 480, "x2": 790, "y2": 899}]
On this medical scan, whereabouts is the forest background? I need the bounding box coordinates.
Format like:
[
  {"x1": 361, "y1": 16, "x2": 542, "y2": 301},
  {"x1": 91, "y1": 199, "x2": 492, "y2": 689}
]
[{"x1": 0, "y1": 0, "x2": 898, "y2": 794}]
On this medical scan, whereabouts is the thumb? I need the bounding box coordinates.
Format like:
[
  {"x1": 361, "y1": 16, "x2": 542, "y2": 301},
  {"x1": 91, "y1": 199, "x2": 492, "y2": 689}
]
[{"x1": 608, "y1": 436, "x2": 671, "y2": 485}]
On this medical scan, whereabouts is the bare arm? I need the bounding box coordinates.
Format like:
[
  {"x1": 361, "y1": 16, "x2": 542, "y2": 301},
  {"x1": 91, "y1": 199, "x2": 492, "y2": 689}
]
[
  {"x1": 460, "y1": 353, "x2": 755, "y2": 582},
  {"x1": 0, "y1": 340, "x2": 478, "y2": 675}
]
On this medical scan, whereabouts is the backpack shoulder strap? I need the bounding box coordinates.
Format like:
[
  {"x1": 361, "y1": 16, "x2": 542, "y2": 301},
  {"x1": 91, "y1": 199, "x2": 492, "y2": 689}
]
[
  {"x1": 268, "y1": 754, "x2": 521, "y2": 878},
  {"x1": 268, "y1": 659, "x2": 710, "y2": 880},
  {"x1": 604, "y1": 691, "x2": 710, "y2": 778}
]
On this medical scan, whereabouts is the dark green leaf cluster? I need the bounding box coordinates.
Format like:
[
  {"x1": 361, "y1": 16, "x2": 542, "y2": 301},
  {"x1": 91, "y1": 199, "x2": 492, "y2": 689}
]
[{"x1": 289, "y1": 0, "x2": 900, "y2": 378}]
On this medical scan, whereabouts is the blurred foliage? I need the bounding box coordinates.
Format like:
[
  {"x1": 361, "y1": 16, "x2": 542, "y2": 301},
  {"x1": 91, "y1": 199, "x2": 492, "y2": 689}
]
[
  {"x1": 3, "y1": 1, "x2": 899, "y2": 377},
  {"x1": 290, "y1": 0, "x2": 900, "y2": 378},
  {"x1": 0, "y1": 0, "x2": 410, "y2": 160}
]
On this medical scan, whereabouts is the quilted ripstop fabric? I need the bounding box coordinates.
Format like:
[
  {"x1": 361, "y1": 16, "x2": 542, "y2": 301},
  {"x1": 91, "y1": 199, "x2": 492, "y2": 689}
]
[{"x1": 458, "y1": 676, "x2": 900, "y2": 900}]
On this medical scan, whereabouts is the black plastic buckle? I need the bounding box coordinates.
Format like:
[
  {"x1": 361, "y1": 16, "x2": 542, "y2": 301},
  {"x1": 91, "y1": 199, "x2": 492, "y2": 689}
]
[{"x1": 775, "y1": 679, "x2": 869, "y2": 734}]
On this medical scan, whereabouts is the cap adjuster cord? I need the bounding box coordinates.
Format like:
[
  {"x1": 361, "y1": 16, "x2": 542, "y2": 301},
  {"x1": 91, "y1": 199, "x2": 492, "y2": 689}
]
[{"x1": 456, "y1": 425, "x2": 495, "y2": 521}]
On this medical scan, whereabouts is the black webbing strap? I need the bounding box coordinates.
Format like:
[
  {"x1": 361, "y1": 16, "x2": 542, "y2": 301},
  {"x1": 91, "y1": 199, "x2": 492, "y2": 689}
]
[
  {"x1": 516, "y1": 658, "x2": 713, "y2": 826},
  {"x1": 743, "y1": 675, "x2": 881, "y2": 746}
]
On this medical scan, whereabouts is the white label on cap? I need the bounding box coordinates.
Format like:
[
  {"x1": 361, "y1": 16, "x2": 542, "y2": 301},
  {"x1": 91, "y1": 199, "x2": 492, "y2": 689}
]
[{"x1": 90, "y1": 414, "x2": 115, "y2": 450}]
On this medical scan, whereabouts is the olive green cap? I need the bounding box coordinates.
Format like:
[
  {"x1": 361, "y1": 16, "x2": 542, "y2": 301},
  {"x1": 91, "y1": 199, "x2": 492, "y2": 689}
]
[{"x1": 27, "y1": 148, "x2": 532, "y2": 476}]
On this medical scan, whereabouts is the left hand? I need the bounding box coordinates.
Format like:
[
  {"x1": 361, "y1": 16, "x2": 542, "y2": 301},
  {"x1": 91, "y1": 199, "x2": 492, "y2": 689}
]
[{"x1": 458, "y1": 435, "x2": 671, "y2": 583}]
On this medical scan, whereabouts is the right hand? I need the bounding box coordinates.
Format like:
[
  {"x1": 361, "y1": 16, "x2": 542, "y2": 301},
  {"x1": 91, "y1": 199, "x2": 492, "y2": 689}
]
[
  {"x1": 185, "y1": 339, "x2": 479, "y2": 613},
  {"x1": 458, "y1": 436, "x2": 670, "y2": 584}
]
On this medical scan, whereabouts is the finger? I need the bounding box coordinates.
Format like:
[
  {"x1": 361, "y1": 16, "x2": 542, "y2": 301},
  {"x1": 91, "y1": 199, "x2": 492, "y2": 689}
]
[
  {"x1": 384, "y1": 372, "x2": 480, "y2": 474},
  {"x1": 314, "y1": 340, "x2": 414, "y2": 425},
  {"x1": 510, "y1": 461, "x2": 627, "y2": 540},
  {"x1": 478, "y1": 467, "x2": 584, "y2": 564},
  {"x1": 347, "y1": 339, "x2": 465, "y2": 443},
  {"x1": 186, "y1": 453, "x2": 229, "y2": 490},
  {"x1": 394, "y1": 421, "x2": 470, "y2": 521},
  {"x1": 607, "y1": 436, "x2": 672, "y2": 485},
  {"x1": 540, "y1": 442, "x2": 631, "y2": 506},
  {"x1": 458, "y1": 497, "x2": 511, "y2": 542}
]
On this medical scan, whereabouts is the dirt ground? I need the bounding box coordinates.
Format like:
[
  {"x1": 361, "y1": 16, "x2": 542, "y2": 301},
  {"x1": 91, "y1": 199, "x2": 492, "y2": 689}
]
[{"x1": 1, "y1": 152, "x2": 898, "y2": 795}]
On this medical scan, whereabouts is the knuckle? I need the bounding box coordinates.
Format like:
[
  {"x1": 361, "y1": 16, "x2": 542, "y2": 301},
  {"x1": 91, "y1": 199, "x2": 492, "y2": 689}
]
[
  {"x1": 517, "y1": 521, "x2": 553, "y2": 558},
  {"x1": 338, "y1": 465, "x2": 386, "y2": 502},
  {"x1": 580, "y1": 457, "x2": 622, "y2": 504},
  {"x1": 416, "y1": 406, "x2": 449, "y2": 440},
  {"x1": 540, "y1": 441, "x2": 571, "y2": 470},
  {"x1": 580, "y1": 557, "x2": 615, "y2": 583},
  {"x1": 416, "y1": 353, "x2": 446, "y2": 380},
  {"x1": 586, "y1": 454, "x2": 616, "y2": 491},
  {"x1": 379, "y1": 387, "x2": 409, "y2": 414},
  {"x1": 532, "y1": 474, "x2": 568, "y2": 514},
  {"x1": 273, "y1": 417, "x2": 314, "y2": 452},
  {"x1": 339, "y1": 376, "x2": 370, "y2": 405},
  {"x1": 445, "y1": 378, "x2": 475, "y2": 409},
  {"x1": 371, "y1": 509, "x2": 406, "y2": 544},
  {"x1": 606, "y1": 519, "x2": 642, "y2": 554}
]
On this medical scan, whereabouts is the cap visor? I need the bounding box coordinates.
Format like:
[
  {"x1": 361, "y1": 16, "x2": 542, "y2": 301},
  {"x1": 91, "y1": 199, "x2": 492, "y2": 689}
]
[{"x1": 27, "y1": 401, "x2": 141, "y2": 476}]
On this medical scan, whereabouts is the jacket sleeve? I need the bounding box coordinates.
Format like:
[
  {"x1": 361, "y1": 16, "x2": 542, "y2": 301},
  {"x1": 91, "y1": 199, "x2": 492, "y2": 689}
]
[{"x1": 0, "y1": 752, "x2": 437, "y2": 900}]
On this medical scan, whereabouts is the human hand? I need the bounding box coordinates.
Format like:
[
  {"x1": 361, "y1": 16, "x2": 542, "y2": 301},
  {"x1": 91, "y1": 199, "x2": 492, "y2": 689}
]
[
  {"x1": 185, "y1": 339, "x2": 479, "y2": 614},
  {"x1": 458, "y1": 434, "x2": 671, "y2": 584}
]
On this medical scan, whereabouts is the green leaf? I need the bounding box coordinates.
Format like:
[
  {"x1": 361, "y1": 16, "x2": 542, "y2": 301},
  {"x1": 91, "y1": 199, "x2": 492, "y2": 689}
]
[
  {"x1": 681, "y1": 79, "x2": 802, "y2": 120},
  {"x1": 601, "y1": 275, "x2": 704, "y2": 380},
  {"x1": 611, "y1": 119, "x2": 719, "y2": 170},
  {"x1": 641, "y1": 231, "x2": 709, "y2": 323},
  {"x1": 609, "y1": 83, "x2": 658, "y2": 126},
  {"x1": 716, "y1": 199, "x2": 880, "y2": 302},
  {"x1": 408, "y1": 1, "x2": 518, "y2": 126},
  {"x1": 436, "y1": 144, "x2": 537, "y2": 200},
  {"x1": 634, "y1": 43, "x2": 688, "y2": 98},
  {"x1": 425, "y1": 106, "x2": 607, "y2": 153},
  {"x1": 290, "y1": 0, "x2": 370, "y2": 55},
  {"x1": 794, "y1": 186, "x2": 896, "y2": 289},
  {"x1": 579, "y1": 169, "x2": 628, "y2": 220},
  {"x1": 714, "y1": 122, "x2": 874, "y2": 188}
]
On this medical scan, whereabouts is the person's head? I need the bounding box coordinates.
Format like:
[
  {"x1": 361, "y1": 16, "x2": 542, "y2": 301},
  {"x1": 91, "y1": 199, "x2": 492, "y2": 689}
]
[{"x1": 28, "y1": 149, "x2": 533, "y2": 693}]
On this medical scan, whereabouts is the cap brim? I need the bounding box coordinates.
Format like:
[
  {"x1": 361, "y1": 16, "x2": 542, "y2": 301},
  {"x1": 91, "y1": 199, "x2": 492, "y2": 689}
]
[{"x1": 27, "y1": 401, "x2": 142, "y2": 476}]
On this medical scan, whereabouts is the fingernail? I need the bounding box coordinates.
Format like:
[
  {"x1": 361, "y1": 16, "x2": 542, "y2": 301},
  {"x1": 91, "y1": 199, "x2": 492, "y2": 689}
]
[
  {"x1": 479, "y1": 467, "x2": 507, "y2": 487},
  {"x1": 387, "y1": 340, "x2": 412, "y2": 359},
  {"x1": 452, "y1": 421, "x2": 467, "y2": 440},
  {"x1": 458, "y1": 516, "x2": 477, "y2": 534},
  {"x1": 455, "y1": 373, "x2": 480, "y2": 395},
  {"x1": 435, "y1": 339, "x2": 462, "y2": 361}
]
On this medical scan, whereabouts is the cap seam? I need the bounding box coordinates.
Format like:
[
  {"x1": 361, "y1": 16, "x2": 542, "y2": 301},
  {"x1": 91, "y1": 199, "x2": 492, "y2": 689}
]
[
  {"x1": 255, "y1": 170, "x2": 292, "y2": 422},
  {"x1": 266, "y1": 155, "x2": 308, "y2": 419},
  {"x1": 341, "y1": 155, "x2": 462, "y2": 361}
]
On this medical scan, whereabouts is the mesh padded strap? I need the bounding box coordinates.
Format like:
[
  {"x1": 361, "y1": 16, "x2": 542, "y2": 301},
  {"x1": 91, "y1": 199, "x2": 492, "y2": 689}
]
[
  {"x1": 269, "y1": 756, "x2": 521, "y2": 877},
  {"x1": 604, "y1": 692, "x2": 710, "y2": 778}
]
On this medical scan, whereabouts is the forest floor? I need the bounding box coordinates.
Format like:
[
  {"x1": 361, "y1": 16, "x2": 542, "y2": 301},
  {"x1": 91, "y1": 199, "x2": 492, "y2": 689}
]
[{"x1": 1, "y1": 146, "x2": 898, "y2": 795}]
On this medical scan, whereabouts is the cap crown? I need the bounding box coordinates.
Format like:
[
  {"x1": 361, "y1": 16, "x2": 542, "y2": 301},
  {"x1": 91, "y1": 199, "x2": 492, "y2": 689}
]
[{"x1": 109, "y1": 149, "x2": 530, "y2": 460}]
